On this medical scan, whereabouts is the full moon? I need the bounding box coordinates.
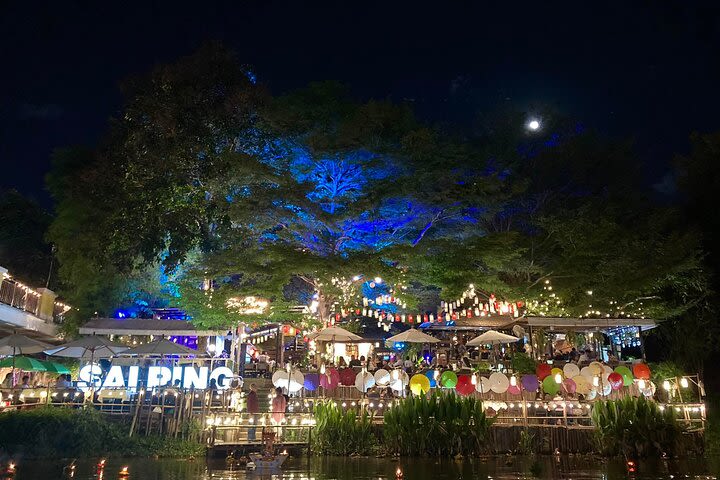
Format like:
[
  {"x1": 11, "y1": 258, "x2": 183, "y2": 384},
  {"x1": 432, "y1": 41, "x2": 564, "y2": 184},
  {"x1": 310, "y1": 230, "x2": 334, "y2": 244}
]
[{"x1": 527, "y1": 119, "x2": 540, "y2": 131}]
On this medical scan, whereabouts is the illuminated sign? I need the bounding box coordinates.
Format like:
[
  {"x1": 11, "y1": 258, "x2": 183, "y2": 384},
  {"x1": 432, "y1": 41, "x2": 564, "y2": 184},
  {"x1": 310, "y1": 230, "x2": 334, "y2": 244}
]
[{"x1": 78, "y1": 364, "x2": 235, "y2": 392}]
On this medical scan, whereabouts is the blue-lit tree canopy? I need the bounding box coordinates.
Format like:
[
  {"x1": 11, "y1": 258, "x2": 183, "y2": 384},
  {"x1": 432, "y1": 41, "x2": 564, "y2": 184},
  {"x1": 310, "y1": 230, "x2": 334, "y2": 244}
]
[{"x1": 47, "y1": 44, "x2": 710, "y2": 335}]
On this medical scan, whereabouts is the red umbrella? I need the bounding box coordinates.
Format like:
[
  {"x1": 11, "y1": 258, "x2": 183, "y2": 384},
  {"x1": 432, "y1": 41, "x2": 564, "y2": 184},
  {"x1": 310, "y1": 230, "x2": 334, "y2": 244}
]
[
  {"x1": 632, "y1": 363, "x2": 651, "y2": 380},
  {"x1": 455, "y1": 375, "x2": 476, "y2": 396},
  {"x1": 608, "y1": 372, "x2": 623, "y2": 390},
  {"x1": 536, "y1": 363, "x2": 552, "y2": 380},
  {"x1": 339, "y1": 368, "x2": 357, "y2": 386}
]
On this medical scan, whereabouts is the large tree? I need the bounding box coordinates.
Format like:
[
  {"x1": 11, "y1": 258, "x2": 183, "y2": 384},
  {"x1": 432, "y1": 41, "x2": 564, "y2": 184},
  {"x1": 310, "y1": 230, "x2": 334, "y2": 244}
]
[{"x1": 47, "y1": 44, "x2": 710, "y2": 338}]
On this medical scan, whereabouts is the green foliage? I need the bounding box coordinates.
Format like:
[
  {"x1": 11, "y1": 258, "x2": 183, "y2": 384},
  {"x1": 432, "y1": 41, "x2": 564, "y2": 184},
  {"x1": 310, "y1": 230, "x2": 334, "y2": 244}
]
[
  {"x1": 517, "y1": 429, "x2": 537, "y2": 454},
  {"x1": 382, "y1": 390, "x2": 493, "y2": 456},
  {"x1": 511, "y1": 352, "x2": 537, "y2": 374},
  {"x1": 591, "y1": 396, "x2": 681, "y2": 458},
  {"x1": 0, "y1": 407, "x2": 203, "y2": 458},
  {"x1": 311, "y1": 400, "x2": 376, "y2": 456},
  {"x1": 650, "y1": 361, "x2": 685, "y2": 386}
]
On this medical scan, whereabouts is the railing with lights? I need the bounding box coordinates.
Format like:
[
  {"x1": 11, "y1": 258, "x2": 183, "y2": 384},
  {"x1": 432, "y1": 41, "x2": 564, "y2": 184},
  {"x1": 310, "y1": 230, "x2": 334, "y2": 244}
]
[{"x1": 0, "y1": 268, "x2": 71, "y2": 324}]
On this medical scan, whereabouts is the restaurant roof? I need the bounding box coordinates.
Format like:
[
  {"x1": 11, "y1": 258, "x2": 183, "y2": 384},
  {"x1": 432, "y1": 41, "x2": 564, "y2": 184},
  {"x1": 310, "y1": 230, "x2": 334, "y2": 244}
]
[
  {"x1": 525, "y1": 317, "x2": 656, "y2": 331},
  {"x1": 79, "y1": 318, "x2": 221, "y2": 337}
]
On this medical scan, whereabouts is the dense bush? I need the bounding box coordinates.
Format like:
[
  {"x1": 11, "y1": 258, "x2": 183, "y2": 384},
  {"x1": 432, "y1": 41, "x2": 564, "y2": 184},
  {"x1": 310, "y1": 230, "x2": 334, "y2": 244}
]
[
  {"x1": 591, "y1": 396, "x2": 680, "y2": 458},
  {"x1": 0, "y1": 407, "x2": 203, "y2": 458},
  {"x1": 311, "y1": 401, "x2": 376, "y2": 456},
  {"x1": 383, "y1": 391, "x2": 493, "y2": 456}
]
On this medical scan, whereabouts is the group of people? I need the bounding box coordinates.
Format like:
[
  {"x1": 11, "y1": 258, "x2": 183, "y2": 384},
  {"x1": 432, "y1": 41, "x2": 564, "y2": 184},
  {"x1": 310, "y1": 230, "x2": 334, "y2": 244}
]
[{"x1": 1, "y1": 372, "x2": 72, "y2": 389}]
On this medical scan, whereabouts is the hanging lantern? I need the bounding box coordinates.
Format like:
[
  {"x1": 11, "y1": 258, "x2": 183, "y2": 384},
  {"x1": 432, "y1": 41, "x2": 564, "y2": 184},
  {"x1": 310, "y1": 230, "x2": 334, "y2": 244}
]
[{"x1": 429, "y1": 314, "x2": 435, "y2": 323}]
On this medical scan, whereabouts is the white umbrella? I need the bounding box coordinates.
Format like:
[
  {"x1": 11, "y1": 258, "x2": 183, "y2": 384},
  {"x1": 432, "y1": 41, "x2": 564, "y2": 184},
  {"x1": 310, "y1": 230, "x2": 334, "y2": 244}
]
[
  {"x1": 308, "y1": 327, "x2": 362, "y2": 343},
  {"x1": 0, "y1": 333, "x2": 54, "y2": 387},
  {"x1": 374, "y1": 368, "x2": 391, "y2": 386},
  {"x1": 0, "y1": 333, "x2": 53, "y2": 356},
  {"x1": 466, "y1": 330, "x2": 520, "y2": 346},
  {"x1": 45, "y1": 335, "x2": 128, "y2": 359},
  {"x1": 355, "y1": 370, "x2": 375, "y2": 393},
  {"x1": 118, "y1": 338, "x2": 197, "y2": 357},
  {"x1": 272, "y1": 369, "x2": 304, "y2": 393},
  {"x1": 386, "y1": 328, "x2": 439, "y2": 344}
]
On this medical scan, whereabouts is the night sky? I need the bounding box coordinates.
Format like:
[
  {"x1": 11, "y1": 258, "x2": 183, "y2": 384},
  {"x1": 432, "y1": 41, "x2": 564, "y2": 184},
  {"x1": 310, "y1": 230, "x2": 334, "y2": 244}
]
[{"x1": 2, "y1": 1, "x2": 719, "y2": 206}]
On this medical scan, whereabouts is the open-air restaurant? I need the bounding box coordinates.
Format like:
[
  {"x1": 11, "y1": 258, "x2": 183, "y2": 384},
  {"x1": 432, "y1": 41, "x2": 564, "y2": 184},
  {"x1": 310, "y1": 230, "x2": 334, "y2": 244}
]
[{"x1": 0, "y1": 307, "x2": 707, "y2": 443}]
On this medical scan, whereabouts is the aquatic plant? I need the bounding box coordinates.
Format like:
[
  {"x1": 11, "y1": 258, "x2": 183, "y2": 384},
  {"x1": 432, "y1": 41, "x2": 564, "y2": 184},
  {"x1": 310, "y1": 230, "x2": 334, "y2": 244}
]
[
  {"x1": 591, "y1": 396, "x2": 680, "y2": 458},
  {"x1": 311, "y1": 400, "x2": 376, "y2": 456},
  {"x1": 382, "y1": 390, "x2": 493, "y2": 456}
]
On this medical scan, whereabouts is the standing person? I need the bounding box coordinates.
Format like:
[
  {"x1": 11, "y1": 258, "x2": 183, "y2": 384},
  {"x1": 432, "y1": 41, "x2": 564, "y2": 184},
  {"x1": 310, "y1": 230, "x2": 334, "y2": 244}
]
[
  {"x1": 271, "y1": 387, "x2": 287, "y2": 436},
  {"x1": 246, "y1": 383, "x2": 259, "y2": 441}
]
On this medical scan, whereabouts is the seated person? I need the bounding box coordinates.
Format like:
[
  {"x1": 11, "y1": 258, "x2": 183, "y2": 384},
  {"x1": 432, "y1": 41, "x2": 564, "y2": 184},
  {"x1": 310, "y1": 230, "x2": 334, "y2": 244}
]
[
  {"x1": 348, "y1": 355, "x2": 361, "y2": 368},
  {"x1": 56, "y1": 374, "x2": 72, "y2": 388}
]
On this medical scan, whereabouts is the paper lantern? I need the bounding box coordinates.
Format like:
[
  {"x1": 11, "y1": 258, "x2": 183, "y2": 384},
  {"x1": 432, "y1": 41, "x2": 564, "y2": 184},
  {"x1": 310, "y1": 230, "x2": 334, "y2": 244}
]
[
  {"x1": 614, "y1": 366, "x2": 633, "y2": 387},
  {"x1": 440, "y1": 370, "x2": 458, "y2": 388},
  {"x1": 563, "y1": 378, "x2": 576, "y2": 394},
  {"x1": 542, "y1": 375, "x2": 560, "y2": 395},
  {"x1": 320, "y1": 368, "x2": 339, "y2": 390},
  {"x1": 572, "y1": 375, "x2": 592, "y2": 395},
  {"x1": 602, "y1": 364, "x2": 613, "y2": 376},
  {"x1": 521, "y1": 374, "x2": 539, "y2": 392},
  {"x1": 588, "y1": 362, "x2": 604, "y2": 375},
  {"x1": 632, "y1": 363, "x2": 651, "y2": 380},
  {"x1": 425, "y1": 370, "x2": 438, "y2": 388},
  {"x1": 608, "y1": 372, "x2": 623, "y2": 390},
  {"x1": 304, "y1": 373, "x2": 319, "y2": 391},
  {"x1": 551, "y1": 367, "x2": 564, "y2": 380},
  {"x1": 410, "y1": 374, "x2": 431, "y2": 395},
  {"x1": 339, "y1": 368, "x2": 357, "y2": 386},
  {"x1": 374, "y1": 369, "x2": 391, "y2": 386},
  {"x1": 536, "y1": 363, "x2": 552, "y2": 380},
  {"x1": 477, "y1": 375, "x2": 492, "y2": 394},
  {"x1": 455, "y1": 375, "x2": 476, "y2": 396},
  {"x1": 355, "y1": 371, "x2": 375, "y2": 393},
  {"x1": 489, "y1": 372, "x2": 510, "y2": 394},
  {"x1": 563, "y1": 363, "x2": 580, "y2": 379}
]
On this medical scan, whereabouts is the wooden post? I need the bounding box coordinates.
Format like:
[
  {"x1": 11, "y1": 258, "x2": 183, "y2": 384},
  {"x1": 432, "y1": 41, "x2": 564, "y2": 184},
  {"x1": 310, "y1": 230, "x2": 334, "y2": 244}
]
[{"x1": 129, "y1": 389, "x2": 144, "y2": 437}]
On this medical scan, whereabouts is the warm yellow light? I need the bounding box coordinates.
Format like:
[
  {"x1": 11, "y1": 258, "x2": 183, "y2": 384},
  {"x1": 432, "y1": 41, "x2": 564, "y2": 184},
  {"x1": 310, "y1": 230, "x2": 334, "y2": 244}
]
[
  {"x1": 592, "y1": 376, "x2": 599, "y2": 387},
  {"x1": 510, "y1": 375, "x2": 517, "y2": 387},
  {"x1": 320, "y1": 364, "x2": 326, "y2": 375},
  {"x1": 554, "y1": 373, "x2": 562, "y2": 384},
  {"x1": 638, "y1": 379, "x2": 646, "y2": 390},
  {"x1": 663, "y1": 380, "x2": 671, "y2": 391},
  {"x1": 471, "y1": 373, "x2": 477, "y2": 385},
  {"x1": 680, "y1": 377, "x2": 689, "y2": 388}
]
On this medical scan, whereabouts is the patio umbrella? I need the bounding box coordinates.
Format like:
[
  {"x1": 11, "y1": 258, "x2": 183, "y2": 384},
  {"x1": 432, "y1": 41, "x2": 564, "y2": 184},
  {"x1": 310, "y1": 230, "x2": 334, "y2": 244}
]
[
  {"x1": 0, "y1": 333, "x2": 53, "y2": 356},
  {"x1": 45, "y1": 335, "x2": 128, "y2": 360},
  {"x1": 118, "y1": 338, "x2": 197, "y2": 357},
  {"x1": 0, "y1": 333, "x2": 53, "y2": 386},
  {"x1": 386, "y1": 328, "x2": 439, "y2": 344},
  {"x1": 39, "y1": 360, "x2": 71, "y2": 375},
  {"x1": 466, "y1": 330, "x2": 520, "y2": 346},
  {"x1": 307, "y1": 327, "x2": 362, "y2": 343},
  {"x1": 0, "y1": 356, "x2": 48, "y2": 372},
  {"x1": 467, "y1": 330, "x2": 519, "y2": 368}
]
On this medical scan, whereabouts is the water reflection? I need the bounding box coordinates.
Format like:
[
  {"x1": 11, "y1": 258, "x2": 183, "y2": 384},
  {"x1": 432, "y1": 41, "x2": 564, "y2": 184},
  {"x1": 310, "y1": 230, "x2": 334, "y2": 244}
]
[{"x1": 6, "y1": 455, "x2": 720, "y2": 479}]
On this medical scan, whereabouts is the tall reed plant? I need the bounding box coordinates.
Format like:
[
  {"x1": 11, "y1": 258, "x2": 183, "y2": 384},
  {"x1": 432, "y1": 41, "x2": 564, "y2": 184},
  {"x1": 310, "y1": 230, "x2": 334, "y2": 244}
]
[
  {"x1": 591, "y1": 396, "x2": 680, "y2": 458},
  {"x1": 311, "y1": 400, "x2": 376, "y2": 456},
  {"x1": 383, "y1": 390, "x2": 493, "y2": 456}
]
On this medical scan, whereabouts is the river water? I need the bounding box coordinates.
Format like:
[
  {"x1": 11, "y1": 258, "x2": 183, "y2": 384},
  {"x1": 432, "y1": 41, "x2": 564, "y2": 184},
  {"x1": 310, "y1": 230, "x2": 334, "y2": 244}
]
[{"x1": 6, "y1": 455, "x2": 720, "y2": 479}]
